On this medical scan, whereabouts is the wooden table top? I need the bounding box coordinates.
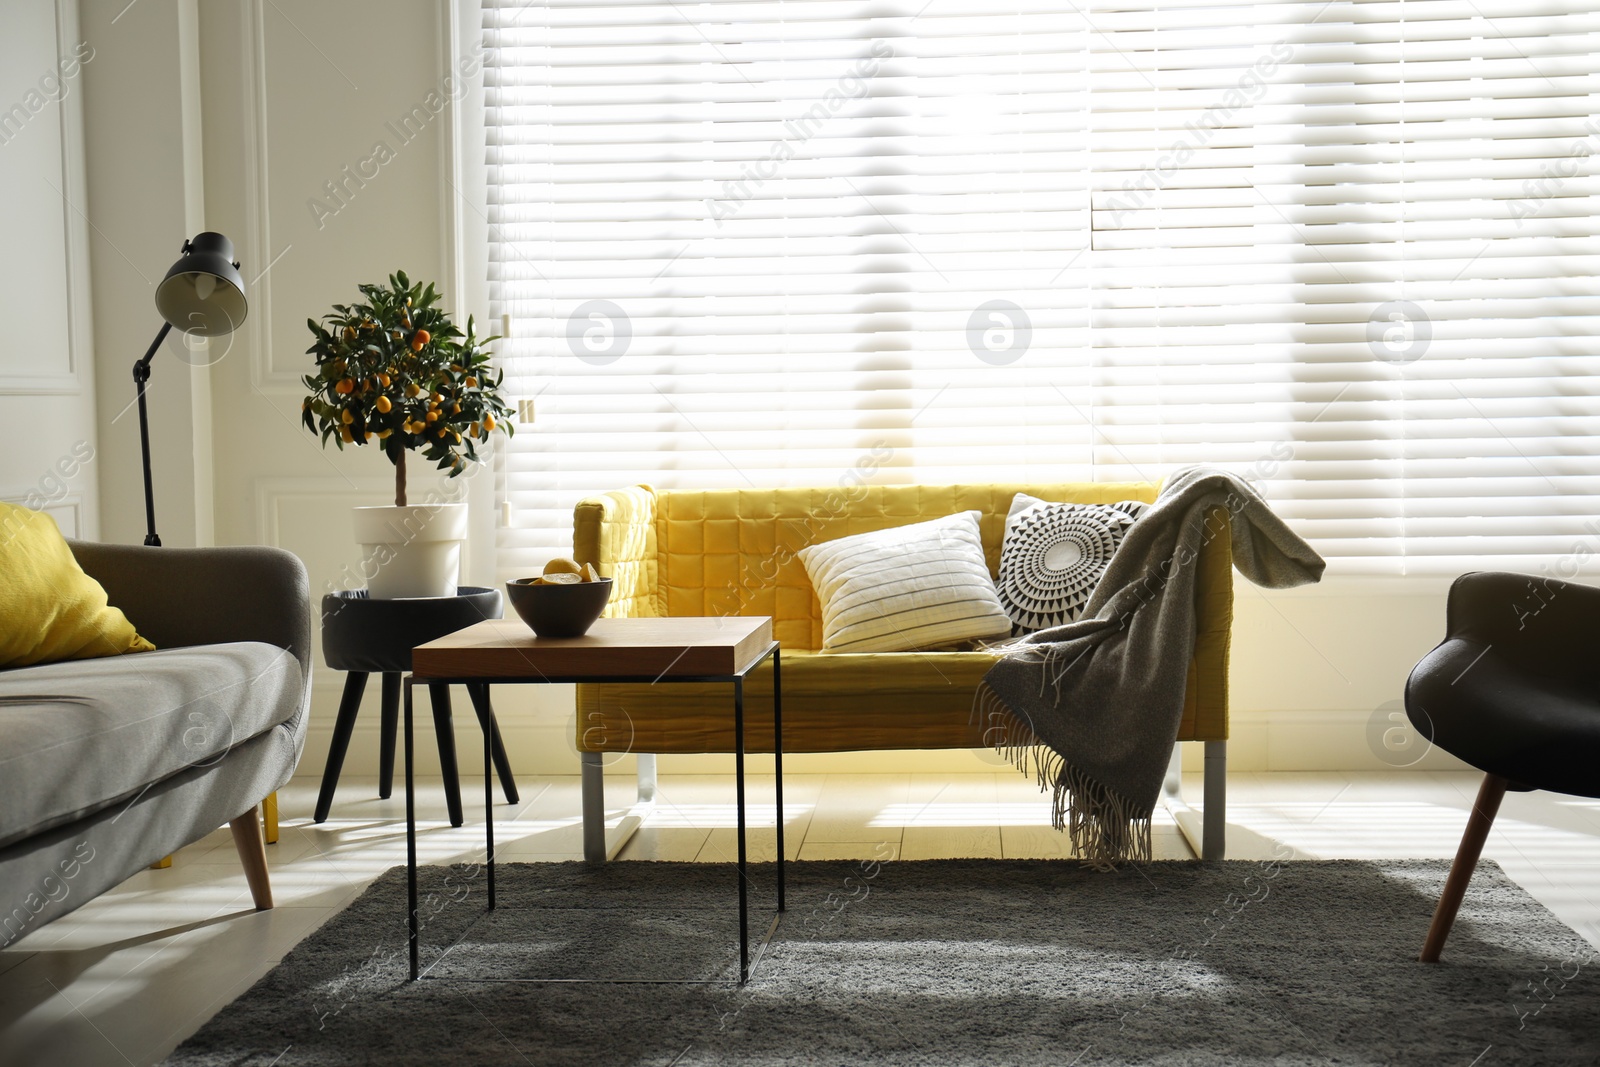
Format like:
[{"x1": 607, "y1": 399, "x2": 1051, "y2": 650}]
[{"x1": 410, "y1": 616, "x2": 775, "y2": 681}]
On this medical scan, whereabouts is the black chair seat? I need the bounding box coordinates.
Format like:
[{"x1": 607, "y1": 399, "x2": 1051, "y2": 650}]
[
  {"x1": 322, "y1": 587, "x2": 501, "y2": 673},
  {"x1": 1409, "y1": 639, "x2": 1600, "y2": 799}
]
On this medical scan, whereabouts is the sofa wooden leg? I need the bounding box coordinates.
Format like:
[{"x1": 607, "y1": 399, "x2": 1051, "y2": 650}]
[
  {"x1": 231, "y1": 804, "x2": 274, "y2": 910},
  {"x1": 1421, "y1": 772, "x2": 1508, "y2": 963},
  {"x1": 263, "y1": 791, "x2": 279, "y2": 844},
  {"x1": 150, "y1": 855, "x2": 173, "y2": 870}
]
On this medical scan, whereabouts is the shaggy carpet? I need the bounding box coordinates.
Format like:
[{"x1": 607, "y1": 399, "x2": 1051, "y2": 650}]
[{"x1": 165, "y1": 858, "x2": 1600, "y2": 1066}]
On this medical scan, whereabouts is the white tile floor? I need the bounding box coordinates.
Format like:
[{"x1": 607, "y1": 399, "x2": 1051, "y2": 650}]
[{"x1": 2, "y1": 770, "x2": 1598, "y2": 1066}]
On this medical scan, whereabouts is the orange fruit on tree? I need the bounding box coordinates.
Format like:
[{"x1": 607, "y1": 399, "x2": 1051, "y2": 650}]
[
  {"x1": 411, "y1": 329, "x2": 430, "y2": 351},
  {"x1": 483, "y1": 414, "x2": 496, "y2": 432},
  {"x1": 375, "y1": 395, "x2": 392, "y2": 413}
]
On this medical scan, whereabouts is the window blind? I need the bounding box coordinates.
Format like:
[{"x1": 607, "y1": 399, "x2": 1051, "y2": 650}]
[{"x1": 484, "y1": 0, "x2": 1600, "y2": 578}]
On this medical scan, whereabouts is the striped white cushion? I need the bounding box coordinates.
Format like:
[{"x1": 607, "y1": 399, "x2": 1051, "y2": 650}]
[{"x1": 797, "y1": 511, "x2": 1014, "y2": 653}]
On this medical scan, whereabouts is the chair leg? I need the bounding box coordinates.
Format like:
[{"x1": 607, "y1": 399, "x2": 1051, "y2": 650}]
[
  {"x1": 378, "y1": 672, "x2": 401, "y2": 799},
  {"x1": 431, "y1": 683, "x2": 465, "y2": 828},
  {"x1": 314, "y1": 672, "x2": 369, "y2": 823},
  {"x1": 1421, "y1": 772, "x2": 1510, "y2": 962},
  {"x1": 466, "y1": 683, "x2": 519, "y2": 804},
  {"x1": 263, "y1": 791, "x2": 279, "y2": 844},
  {"x1": 231, "y1": 803, "x2": 274, "y2": 910}
]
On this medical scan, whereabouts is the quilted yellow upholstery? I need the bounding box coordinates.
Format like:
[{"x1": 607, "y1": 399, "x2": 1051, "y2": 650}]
[
  {"x1": 572, "y1": 485, "x2": 661, "y2": 619},
  {"x1": 572, "y1": 482, "x2": 1233, "y2": 753}
]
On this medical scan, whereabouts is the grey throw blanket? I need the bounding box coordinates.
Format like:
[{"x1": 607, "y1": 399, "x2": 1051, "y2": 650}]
[{"x1": 976, "y1": 466, "x2": 1326, "y2": 865}]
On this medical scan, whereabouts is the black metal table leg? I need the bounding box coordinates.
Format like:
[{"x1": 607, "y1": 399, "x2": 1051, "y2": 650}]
[
  {"x1": 774, "y1": 647, "x2": 784, "y2": 912},
  {"x1": 467, "y1": 683, "x2": 519, "y2": 804},
  {"x1": 735, "y1": 675, "x2": 748, "y2": 984},
  {"x1": 378, "y1": 672, "x2": 401, "y2": 799},
  {"x1": 401, "y1": 635, "x2": 777, "y2": 988},
  {"x1": 314, "y1": 671, "x2": 369, "y2": 823},
  {"x1": 485, "y1": 709, "x2": 496, "y2": 911},
  {"x1": 429, "y1": 683, "x2": 465, "y2": 827},
  {"x1": 405, "y1": 677, "x2": 419, "y2": 982}
]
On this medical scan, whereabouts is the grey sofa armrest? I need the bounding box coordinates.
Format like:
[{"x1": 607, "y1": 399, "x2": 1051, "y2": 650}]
[{"x1": 67, "y1": 542, "x2": 312, "y2": 680}]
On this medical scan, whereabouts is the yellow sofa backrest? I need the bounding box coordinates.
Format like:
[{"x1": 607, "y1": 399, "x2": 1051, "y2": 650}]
[{"x1": 581, "y1": 482, "x2": 1160, "y2": 652}]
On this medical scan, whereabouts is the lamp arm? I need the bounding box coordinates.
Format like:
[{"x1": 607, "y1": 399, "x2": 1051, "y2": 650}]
[{"x1": 133, "y1": 322, "x2": 175, "y2": 547}]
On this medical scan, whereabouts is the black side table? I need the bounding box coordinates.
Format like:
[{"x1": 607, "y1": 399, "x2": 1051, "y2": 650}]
[{"x1": 317, "y1": 587, "x2": 518, "y2": 826}]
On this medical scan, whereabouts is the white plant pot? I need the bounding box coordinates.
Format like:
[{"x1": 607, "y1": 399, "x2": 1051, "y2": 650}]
[{"x1": 352, "y1": 503, "x2": 469, "y2": 599}]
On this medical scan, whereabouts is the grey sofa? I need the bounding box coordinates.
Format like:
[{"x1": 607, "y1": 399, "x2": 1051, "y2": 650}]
[{"x1": 0, "y1": 543, "x2": 311, "y2": 949}]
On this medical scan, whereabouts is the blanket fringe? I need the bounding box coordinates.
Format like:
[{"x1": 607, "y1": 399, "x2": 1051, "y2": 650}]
[{"x1": 971, "y1": 684, "x2": 1153, "y2": 870}]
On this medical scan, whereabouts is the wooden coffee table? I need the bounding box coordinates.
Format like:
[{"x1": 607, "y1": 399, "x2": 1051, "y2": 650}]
[{"x1": 402, "y1": 615, "x2": 783, "y2": 984}]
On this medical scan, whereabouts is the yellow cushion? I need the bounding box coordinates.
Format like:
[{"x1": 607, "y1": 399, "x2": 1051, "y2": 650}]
[
  {"x1": 577, "y1": 649, "x2": 1001, "y2": 753},
  {"x1": 0, "y1": 504, "x2": 155, "y2": 668}
]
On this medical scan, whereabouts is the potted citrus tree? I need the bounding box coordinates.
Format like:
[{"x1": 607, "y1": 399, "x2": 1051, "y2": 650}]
[{"x1": 301, "y1": 271, "x2": 513, "y2": 598}]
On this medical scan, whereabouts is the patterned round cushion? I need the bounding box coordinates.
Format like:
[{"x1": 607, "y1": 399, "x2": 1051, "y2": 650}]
[{"x1": 996, "y1": 496, "x2": 1148, "y2": 634}]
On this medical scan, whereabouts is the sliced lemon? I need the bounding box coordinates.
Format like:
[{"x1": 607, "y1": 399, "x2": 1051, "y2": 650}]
[
  {"x1": 581, "y1": 563, "x2": 601, "y2": 583},
  {"x1": 540, "y1": 572, "x2": 583, "y2": 585}
]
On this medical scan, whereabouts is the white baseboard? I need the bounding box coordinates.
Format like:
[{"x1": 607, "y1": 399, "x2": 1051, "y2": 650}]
[{"x1": 294, "y1": 679, "x2": 1468, "y2": 780}]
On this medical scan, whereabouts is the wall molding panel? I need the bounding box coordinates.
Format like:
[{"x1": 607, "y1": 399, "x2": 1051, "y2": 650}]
[{"x1": 0, "y1": 0, "x2": 92, "y2": 397}]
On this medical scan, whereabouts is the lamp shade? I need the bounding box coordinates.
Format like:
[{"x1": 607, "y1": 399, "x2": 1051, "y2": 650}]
[{"x1": 153, "y1": 232, "x2": 248, "y2": 337}]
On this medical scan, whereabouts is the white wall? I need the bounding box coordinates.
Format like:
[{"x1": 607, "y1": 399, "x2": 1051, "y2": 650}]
[
  {"x1": 80, "y1": 0, "x2": 210, "y2": 548},
  {"x1": 0, "y1": 0, "x2": 100, "y2": 537},
  {"x1": 1226, "y1": 576, "x2": 1465, "y2": 773},
  {"x1": 59, "y1": 0, "x2": 1468, "y2": 786}
]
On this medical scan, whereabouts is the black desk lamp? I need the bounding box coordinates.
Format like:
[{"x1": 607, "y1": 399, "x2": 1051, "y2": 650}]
[{"x1": 133, "y1": 232, "x2": 248, "y2": 546}]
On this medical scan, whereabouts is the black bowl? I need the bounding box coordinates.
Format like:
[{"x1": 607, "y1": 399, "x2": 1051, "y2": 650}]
[{"x1": 505, "y1": 577, "x2": 612, "y2": 638}]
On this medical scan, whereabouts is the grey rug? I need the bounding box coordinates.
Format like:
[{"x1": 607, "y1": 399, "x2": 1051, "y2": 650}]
[{"x1": 166, "y1": 858, "x2": 1600, "y2": 1066}]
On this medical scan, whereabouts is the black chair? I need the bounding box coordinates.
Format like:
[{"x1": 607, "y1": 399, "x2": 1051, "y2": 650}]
[
  {"x1": 1405, "y1": 570, "x2": 1600, "y2": 962},
  {"x1": 317, "y1": 587, "x2": 518, "y2": 826}
]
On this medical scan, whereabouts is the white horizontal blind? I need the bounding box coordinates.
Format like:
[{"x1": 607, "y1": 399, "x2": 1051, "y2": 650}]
[
  {"x1": 484, "y1": 0, "x2": 1098, "y2": 574},
  {"x1": 1088, "y1": 0, "x2": 1600, "y2": 573},
  {"x1": 1084, "y1": 1, "x2": 1305, "y2": 503},
  {"x1": 486, "y1": 0, "x2": 1600, "y2": 577},
  {"x1": 1302, "y1": 0, "x2": 1600, "y2": 573}
]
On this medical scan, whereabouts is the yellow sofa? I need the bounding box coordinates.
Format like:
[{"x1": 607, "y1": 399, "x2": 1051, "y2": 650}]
[{"x1": 571, "y1": 482, "x2": 1234, "y2": 860}]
